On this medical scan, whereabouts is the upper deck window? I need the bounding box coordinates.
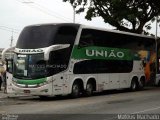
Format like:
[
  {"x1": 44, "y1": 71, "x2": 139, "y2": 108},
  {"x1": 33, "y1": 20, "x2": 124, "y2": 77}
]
[{"x1": 16, "y1": 24, "x2": 79, "y2": 49}]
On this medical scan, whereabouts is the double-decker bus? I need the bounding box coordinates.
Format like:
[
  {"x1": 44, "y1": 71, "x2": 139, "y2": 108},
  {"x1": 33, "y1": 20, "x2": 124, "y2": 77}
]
[{"x1": 2, "y1": 23, "x2": 156, "y2": 98}]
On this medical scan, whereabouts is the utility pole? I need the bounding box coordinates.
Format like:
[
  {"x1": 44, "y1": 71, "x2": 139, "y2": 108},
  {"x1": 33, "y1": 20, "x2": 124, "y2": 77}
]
[
  {"x1": 10, "y1": 30, "x2": 13, "y2": 59},
  {"x1": 72, "y1": 3, "x2": 77, "y2": 23},
  {"x1": 10, "y1": 30, "x2": 13, "y2": 48},
  {"x1": 155, "y1": 16, "x2": 158, "y2": 40}
]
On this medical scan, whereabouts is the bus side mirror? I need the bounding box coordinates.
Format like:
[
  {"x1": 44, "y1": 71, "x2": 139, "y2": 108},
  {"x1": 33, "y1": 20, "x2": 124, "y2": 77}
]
[{"x1": 6, "y1": 59, "x2": 13, "y2": 74}]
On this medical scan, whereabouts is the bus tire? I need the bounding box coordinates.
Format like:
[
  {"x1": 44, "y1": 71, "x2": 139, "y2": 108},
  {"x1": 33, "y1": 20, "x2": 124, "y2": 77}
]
[
  {"x1": 71, "y1": 81, "x2": 81, "y2": 98},
  {"x1": 139, "y1": 77, "x2": 145, "y2": 90},
  {"x1": 85, "y1": 82, "x2": 94, "y2": 97},
  {"x1": 130, "y1": 79, "x2": 138, "y2": 91}
]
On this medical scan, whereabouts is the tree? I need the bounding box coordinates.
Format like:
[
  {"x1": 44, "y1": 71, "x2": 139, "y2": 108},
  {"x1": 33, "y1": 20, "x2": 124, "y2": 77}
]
[{"x1": 63, "y1": 0, "x2": 160, "y2": 34}]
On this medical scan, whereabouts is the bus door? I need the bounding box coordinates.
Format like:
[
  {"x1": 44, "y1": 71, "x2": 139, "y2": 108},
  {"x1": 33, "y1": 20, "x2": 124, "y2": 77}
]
[{"x1": 6, "y1": 59, "x2": 15, "y2": 94}]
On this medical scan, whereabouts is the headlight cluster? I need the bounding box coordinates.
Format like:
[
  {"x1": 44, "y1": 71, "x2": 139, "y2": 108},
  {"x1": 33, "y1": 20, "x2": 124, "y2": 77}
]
[
  {"x1": 12, "y1": 79, "x2": 53, "y2": 88},
  {"x1": 38, "y1": 79, "x2": 53, "y2": 87}
]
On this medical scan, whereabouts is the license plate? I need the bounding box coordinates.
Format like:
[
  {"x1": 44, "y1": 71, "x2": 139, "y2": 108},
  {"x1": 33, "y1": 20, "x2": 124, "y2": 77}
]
[{"x1": 24, "y1": 90, "x2": 30, "y2": 94}]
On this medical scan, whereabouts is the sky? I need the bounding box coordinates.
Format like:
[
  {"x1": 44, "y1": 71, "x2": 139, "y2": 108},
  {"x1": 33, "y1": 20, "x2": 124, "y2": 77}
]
[{"x1": 0, "y1": 0, "x2": 159, "y2": 48}]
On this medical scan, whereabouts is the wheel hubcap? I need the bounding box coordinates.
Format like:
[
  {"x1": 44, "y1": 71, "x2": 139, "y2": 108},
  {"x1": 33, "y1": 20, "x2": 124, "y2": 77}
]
[
  {"x1": 73, "y1": 85, "x2": 79, "y2": 95},
  {"x1": 87, "y1": 84, "x2": 93, "y2": 94},
  {"x1": 132, "y1": 82, "x2": 136, "y2": 89}
]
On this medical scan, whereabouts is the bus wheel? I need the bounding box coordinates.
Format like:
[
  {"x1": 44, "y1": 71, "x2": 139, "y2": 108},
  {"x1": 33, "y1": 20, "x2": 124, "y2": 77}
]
[
  {"x1": 71, "y1": 82, "x2": 81, "y2": 98},
  {"x1": 85, "y1": 82, "x2": 93, "y2": 97},
  {"x1": 130, "y1": 79, "x2": 138, "y2": 91},
  {"x1": 139, "y1": 78, "x2": 145, "y2": 90}
]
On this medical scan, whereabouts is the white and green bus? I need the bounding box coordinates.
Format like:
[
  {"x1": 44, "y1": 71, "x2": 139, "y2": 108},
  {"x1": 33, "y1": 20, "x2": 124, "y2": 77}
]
[{"x1": 2, "y1": 23, "x2": 156, "y2": 98}]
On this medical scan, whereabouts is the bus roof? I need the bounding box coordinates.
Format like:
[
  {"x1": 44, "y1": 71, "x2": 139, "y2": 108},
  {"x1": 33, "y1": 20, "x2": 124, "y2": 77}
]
[
  {"x1": 25, "y1": 23, "x2": 155, "y2": 40},
  {"x1": 80, "y1": 24, "x2": 155, "y2": 40},
  {"x1": 25, "y1": 23, "x2": 80, "y2": 28}
]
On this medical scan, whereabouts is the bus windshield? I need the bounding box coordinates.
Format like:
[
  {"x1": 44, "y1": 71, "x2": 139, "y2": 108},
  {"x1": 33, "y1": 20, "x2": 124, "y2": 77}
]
[
  {"x1": 13, "y1": 48, "x2": 70, "y2": 79},
  {"x1": 13, "y1": 24, "x2": 79, "y2": 79},
  {"x1": 13, "y1": 54, "x2": 47, "y2": 79}
]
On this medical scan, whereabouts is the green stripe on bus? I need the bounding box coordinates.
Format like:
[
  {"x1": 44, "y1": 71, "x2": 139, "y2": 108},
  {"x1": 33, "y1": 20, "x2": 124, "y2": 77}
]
[
  {"x1": 71, "y1": 46, "x2": 132, "y2": 60},
  {"x1": 14, "y1": 78, "x2": 47, "y2": 85}
]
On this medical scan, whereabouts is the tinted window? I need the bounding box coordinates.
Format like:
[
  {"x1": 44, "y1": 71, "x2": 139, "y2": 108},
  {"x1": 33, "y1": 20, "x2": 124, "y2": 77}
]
[
  {"x1": 17, "y1": 25, "x2": 57, "y2": 49},
  {"x1": 16, "y1": 24, "x2": 79, "y2": 49},
  {"x1": 73, "y1": 60, "x2": 133, "y2": 74},
  {"x1": 79, "y1": 29, "x2": 155, "y2": 51},
  {"x1": 47, "y1": 48, "x2": 71, "y2": 76},
  {"x1": 54, "y1": 26, "x2": 78, "y2": 52}
]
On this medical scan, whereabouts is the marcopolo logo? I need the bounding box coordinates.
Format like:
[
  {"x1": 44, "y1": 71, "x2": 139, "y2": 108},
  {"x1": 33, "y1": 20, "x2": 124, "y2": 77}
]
[{"x1": 72, "y1": 46, "x2": 132, "y2": 60}]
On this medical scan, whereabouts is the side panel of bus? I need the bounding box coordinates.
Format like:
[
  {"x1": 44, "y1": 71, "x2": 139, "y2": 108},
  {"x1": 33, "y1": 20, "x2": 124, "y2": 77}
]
[{"x1": 69, "y1": 27, "x2": 156, "y2": 95}]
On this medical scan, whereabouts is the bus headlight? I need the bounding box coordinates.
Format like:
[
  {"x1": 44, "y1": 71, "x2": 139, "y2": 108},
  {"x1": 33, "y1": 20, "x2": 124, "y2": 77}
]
[
  {"x1": 46, "y1": 79, "x2": 53, "y2": 84},
  {"x1": 38, "y1": 79, "x2": 52, "y2": 87}
]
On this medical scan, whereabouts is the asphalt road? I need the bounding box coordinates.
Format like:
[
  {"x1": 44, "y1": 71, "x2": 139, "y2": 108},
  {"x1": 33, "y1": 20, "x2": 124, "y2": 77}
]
[{"x1": 0, "y1": 87, "x2": 160, "y2": 120}]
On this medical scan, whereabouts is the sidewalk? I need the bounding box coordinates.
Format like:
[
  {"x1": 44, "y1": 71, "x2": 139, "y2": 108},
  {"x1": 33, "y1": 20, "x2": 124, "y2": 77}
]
[{"x1": 0, "y1": 88, "x2": 9, "y2": 99}]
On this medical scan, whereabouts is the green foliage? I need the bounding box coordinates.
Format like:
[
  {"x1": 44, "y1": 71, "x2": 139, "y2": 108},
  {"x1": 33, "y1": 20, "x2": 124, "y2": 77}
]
[{"x1": 63, "y1": 0, "x2": 160, "y2": 34}]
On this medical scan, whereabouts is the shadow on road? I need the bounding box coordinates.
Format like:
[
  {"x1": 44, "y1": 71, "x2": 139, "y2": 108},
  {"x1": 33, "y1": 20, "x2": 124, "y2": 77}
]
[{"x1": 4, "y1": 86, "x2": 160, "y2": 102}]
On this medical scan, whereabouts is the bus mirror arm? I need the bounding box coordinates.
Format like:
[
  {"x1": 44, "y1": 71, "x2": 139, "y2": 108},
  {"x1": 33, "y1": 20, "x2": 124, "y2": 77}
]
[
  {"x1": 44, "y1": 44, "x2": 70, "y2": 61},
  {"x1": 2, "y1": 46, "x2": 15, "y2": 64}
]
